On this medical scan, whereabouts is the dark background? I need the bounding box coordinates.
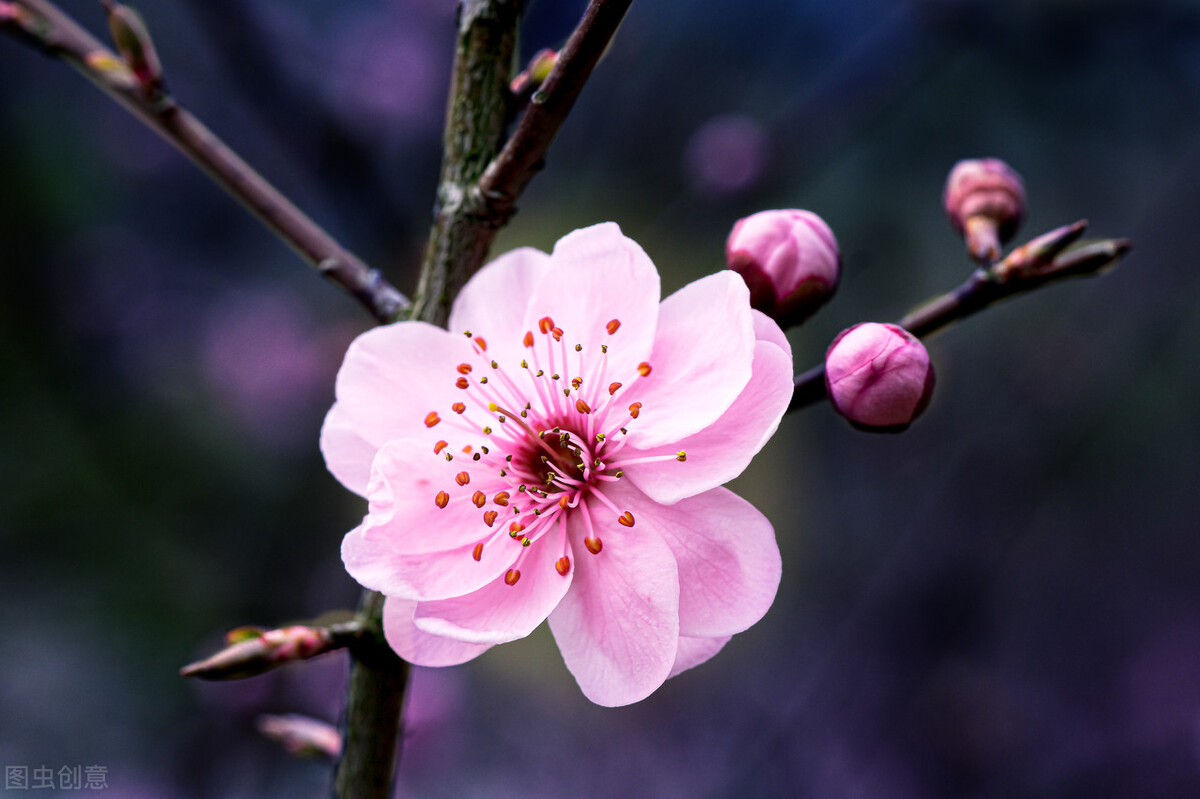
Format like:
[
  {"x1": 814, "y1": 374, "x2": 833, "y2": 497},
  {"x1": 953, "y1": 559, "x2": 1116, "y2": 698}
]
[{"x1": 3, "y1": 0, "x2": 1200, "y2": 796}]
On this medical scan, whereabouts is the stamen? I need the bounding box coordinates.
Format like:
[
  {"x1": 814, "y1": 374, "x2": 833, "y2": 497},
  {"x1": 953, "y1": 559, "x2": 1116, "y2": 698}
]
[
  {"x1": 606, "y1": 319, "x2": 621, "y2": 335},
  {"x1": 452, "y1": 402, "x2": 466, "y2": 414},
  {"x1": 628, "y1": 402, "x2": 642, "y2": 419},
  {"x1": 571, "y1": 377, "x2": 583, "y2": 389},
  {"x1": 523, "y1": 331, "x2": 534, "y2": 347},
  {"x1": 483, "y1": 510, "x2": 498, "y2": 527},
  {"x1": 435, "y1": 491, "x2": 449, "y2": 509},
  {"x1": 505, "y1": 569, "x2": 521, "y2": 586},
  {"x1": 455, "y1": 471, "x2": 471, "y2": 486},
  {"x1": 618, "y1": 511, "x2": 635, "y2": 527},
  {"x1": 539, "y1": 316, "x2": 554, "y2": 334},
  {"x1": 424, "y1": 412, "x2": 441, "y2": 428},
  {"x1": 457, "y1": 363, "x2": 472, "y2": 374},
  {"x1": 556, "y1": 556, "x2": 571, "y2": 576},
  {"x1": 472, "y1": 491, "x2": 486, "y2": 508},
  {"x1": 638, "y1": 362, "x2": 652, "y2": 377},
  {"x1": 472, "y1": 543, "x2": 483, "y2": 562},
  {"x1": 608, "y1": 382, "x2": 622, "y2": 395},
  {"x1": 585, "y1": 536, "x2": 603, "y2": 554},
  {"x1": 473, "y1": 337, "x2": 488, "y2": 352},
  {"x1": 551, "y1": 327, "x2": 563, "y2": 341},
  {"x1": 456, "y1": 377, "x2": 470, "y2": 389},
  {"x1": 576, "y1": 399, "x2": 591, "y2": 414},
  {"x1": 493, "y1": 491, "x2": 510, "y2": 506},
  {"x1": 434, "y1": 440, "x2": 448, "y2": 454}
]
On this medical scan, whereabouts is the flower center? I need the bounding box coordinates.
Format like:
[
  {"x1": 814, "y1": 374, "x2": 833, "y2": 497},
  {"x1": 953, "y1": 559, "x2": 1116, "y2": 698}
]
[{"x1": 421, "y1": 315, "x2": 684, "y2": 584}]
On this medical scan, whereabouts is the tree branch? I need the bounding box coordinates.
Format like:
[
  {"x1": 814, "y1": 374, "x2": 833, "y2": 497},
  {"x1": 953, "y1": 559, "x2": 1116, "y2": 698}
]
[
  {"x1": 3, "y1": 0, "x2": 408, "y2": 323},
  {"x1": 787, "y1": 226, "x2": 1131, "y2": 414},
  {"x1": 410, "y1": 0, "x2": 634, "y2": 323}
]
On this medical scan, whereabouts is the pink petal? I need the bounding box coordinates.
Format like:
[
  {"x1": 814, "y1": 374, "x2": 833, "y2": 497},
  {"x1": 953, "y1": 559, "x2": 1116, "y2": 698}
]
[
  {"x1": 320, "y1": 322, "x2": 473, "y2": 495},
  {"x1": 751, "y1": 307, "x2": 791, "y2": 361},
  {"x1": 626, "y1": 271, "x2": 755, "y2": 449},
  {"x1": 632, "y1": 485, "x2": 781, "y2": 638},
  {"x1": 669, "y1": 634, "x2": 732, "y2": 678},
  {"x1": 448, "y1": 246, "x2": 552, "y2": 365},
  {"x1": 413, "y1": 525, "x2": 572, "y2": 644},
  {"x1": 624, "y1": 339, "x2": 792, "y2": 504},
  {"x1": 383, "y1": 596, "x2": 492, "y2": 667},
  {"x1": 547, "y1": 497, "x2": 680, "y2": 706},
  {"x1": 343, "y1": 521, "x2": 519, "y2": 602},
  {"x1": 523, "y1": 223, "x2": 660, "y2": 362}
]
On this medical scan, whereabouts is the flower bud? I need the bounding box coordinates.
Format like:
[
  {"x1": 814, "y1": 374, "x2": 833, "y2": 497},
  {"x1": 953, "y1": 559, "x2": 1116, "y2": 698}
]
[
  {"x1": 725, "y1": 209, "x2": 840, "y2": 329},
  {"x1": 825, "y1": 323, "x2": 934, "y2": 432},
  {"x1": 102, "y1": 1, "x2": 164, "y2": 95},
  {"x1": 943, "y1": 158, "x2": 1026, "y2": 264}
]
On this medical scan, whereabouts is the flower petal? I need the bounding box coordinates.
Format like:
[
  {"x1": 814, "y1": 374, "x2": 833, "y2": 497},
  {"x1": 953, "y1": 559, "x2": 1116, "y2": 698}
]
[
  {"x1": 624, "y1": 339, "x2": 792, "y2": 504},
  {"x1": 626, "y1": 270, "x2": 755, "y2": 448},
  {"x1": 449, "y1": 246, "x2": 553, "y2": 365},
  {"x1": 751, "y1": 307, "x2": 791, "y2": 361},
  {"x1": 547, "y1": 496, "x2": 680, "y2": 707},
  {"x1": 383, "y1": 596, "x2": 492, "y2": 667},
  {"x1": 523, "y1": 223, "x2": 660, "y2": 362},
  {"x1": 603, "y1": 481, "x2": 780, "y2": 638},
  {"x1": 320, "y1": 322, "x2": 473, "y2": 495},
  {"x1": 413, "y1": 524, "x2": 572, "y2": 644},
  {"x1": 669, "y1": 634, "x2": 732, "y2": 679}
]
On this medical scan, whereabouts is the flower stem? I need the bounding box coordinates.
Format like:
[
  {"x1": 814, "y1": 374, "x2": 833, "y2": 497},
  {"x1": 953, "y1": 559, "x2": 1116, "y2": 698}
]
[{"x1": 2, "y1": 0, "x2": 408, "y2": 323}]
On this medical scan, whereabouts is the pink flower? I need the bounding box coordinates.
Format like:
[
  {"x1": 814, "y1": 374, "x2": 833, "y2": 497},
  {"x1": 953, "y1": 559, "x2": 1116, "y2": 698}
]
[
  {"x1": 321, "y1": 223, "x2": 792, "y2": 706},
  {"x1": 824, "y1": 322, "x2": 935, "y2": 432}
]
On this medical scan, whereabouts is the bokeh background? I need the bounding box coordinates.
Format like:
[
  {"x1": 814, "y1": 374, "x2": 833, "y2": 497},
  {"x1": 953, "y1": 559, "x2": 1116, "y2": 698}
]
[{"x1": 3, "y1": 0, "x2": 1200, "y2": 796}]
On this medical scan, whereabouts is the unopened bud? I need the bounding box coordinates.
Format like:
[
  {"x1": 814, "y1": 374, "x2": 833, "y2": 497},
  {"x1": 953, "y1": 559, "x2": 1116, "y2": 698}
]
[
  {"x1": 726, "y1": 209, "x2": 840, "y2": 329},
  {"x1": 943, "y1": 158, "x2": 1026, "y2": 264},
  {"x1": 510, "y1": 48, "x2": 558, "y2": 97},
  {"x1": 257, "y1": 714, "x2": 341, "y2": 760},
  {"x1": 825, "y1": 323, "x2": 934, "y2": 433},
  {"x1": 180, "y1": 624, "x2": 351, "y2": 681},
  {"x1": 102, "y1": 1, "x2": 163, "y2": 94}
]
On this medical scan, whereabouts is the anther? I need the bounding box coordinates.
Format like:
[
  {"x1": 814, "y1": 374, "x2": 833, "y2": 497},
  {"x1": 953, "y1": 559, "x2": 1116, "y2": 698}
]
[
  {"x1": 424, "y1": 412, "x2": 441, "y2": 428},
  {"x1": 571, "y1": 377, "x2": 583, "y2": 389},
  {"x1": 585, "y1": 536, "x2": 603, "y2": 554},
  {"x1": 455, "y1": 471, "x2": 470, "y2": 486},
  {"x1": 523, "y1": 332, "x2": 534, "y2": 348},
  {"x1": 474, "y1": 337, "x2": 488, "y2": 352},
  {"x1": 455, "y1": 377, "x2": 469, "y2": 389},
  {"x1": 510, "y1": 522, "x2": 526, "y2": 534},
  {"x1": 457, "y1": 363, "x2": 472, "y2": 374},
  {"x1": 608, "y1": 382, "x2": 622, "y2": 395},
  {"x1": 472, "y1": 491, "x2": 486, "y2": 508},
  {"x1": 522, "y1": 537, "x2": 532, "y2": 547},
  {"x1": 638, "y1": 362, "x2": 652, "y2": 377},
  {"x1": 595, "y1": 433, "x2": 606, "y2": 442},
  {"x1": 676, "y1": 451, "x2": 687, "y2": 462},
  {"x1": 551, "y1": 327, "x2": 563, "y2": 341},
  {"x1": 556, "y1": 556, "x2": 571, "y2": 576},
  {"x1": 472, "y1": 453, "x2": 481, "y2": 461},
  {"x1": 483, "y1": 510, "x2": 498, "y2": 527},
  {"x1": 618, "y1": 511, "x2": 635, "y2": 527},
  {"x1": 493, "y1": 491, "x2": 510, "y2": 506},
  {"x1": 490, "y1": 360, "x2": 498, "y2": 369},
  {"x1": 435, "y1": 491, "x2": 450, "y2": 509},
  {"x1": 601, "y1": 344, "x2": 608, "y2": 353},
  {"x1": 558, "y1": 496, "x2": 569, "y2": 510},
  {"x1": 482, "y1": 426, "x2": 493, "y2": 435},
  {"x1": 434, "y1": 440, "x2": 448, "y2": 454},
  {"x1": 452, "y1": 402, "x2": 466, "y2": 414},
  {"x1": 628, "y1": 402, "x2": 642, "y2": 419},
  {"x1": 606, "y1": 319, "x2": 621, "y2": 335},
  {"x1": 462, "y1": 445, "x2": 473, "y2": 454},
  {"x1": 562, "y1": 388, "x2": 570, "y2": 397},
  {"x1": 574, "y1": 344, "x2": 582, "y2": 352},
  {"x1": 539, "y1": 317, "x2": 554, "y2": 334},
  {"x1": 479, "y1": 377, "x2": 488, "y2": 384},
  {"x1": 504, "y1": 569, "x2": 521, "y2": 586},
  {"x1": 445, "y1": 453, "x2": 454, "y2": 461},
  {"x1": 472, "y1": 543, "x2": 483, "y2": 562}
]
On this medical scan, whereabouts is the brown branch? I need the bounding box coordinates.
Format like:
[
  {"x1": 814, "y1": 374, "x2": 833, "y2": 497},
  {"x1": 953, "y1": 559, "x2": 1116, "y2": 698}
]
[
  {"x1": 410, "y1": 0, "x2": 634, "y2": 323},
  {"x1": 787, "y1": 225, "x2": 1131, "y2": 414},
  {"x1": 3, "y1": 0, "x2": 408, "y2": 323}
]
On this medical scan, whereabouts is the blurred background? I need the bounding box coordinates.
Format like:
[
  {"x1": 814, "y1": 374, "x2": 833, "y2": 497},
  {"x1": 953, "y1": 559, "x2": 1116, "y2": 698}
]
[{"x1": 3, "y1": 0, "x2": 1200, "y2": 796}]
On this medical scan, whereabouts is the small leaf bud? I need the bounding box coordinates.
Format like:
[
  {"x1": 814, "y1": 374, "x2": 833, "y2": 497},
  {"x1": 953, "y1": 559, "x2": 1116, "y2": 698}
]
[
  {"x1": 825, "y1": 322, "x2": 935, "y2": 433},
  {"x1": 943, "y1": 158, "x2": 1026, "y2": 264},
  {"x1": 725, "y1": 209, "x2": 841, "y2": 329}
]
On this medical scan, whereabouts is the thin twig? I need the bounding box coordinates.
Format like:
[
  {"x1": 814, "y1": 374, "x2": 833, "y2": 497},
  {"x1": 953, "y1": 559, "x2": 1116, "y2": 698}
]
[
  {"x1": 3, "y1": 0, "x2": 408, "y2": 323},
  {"x1": 786, "y1": 231, "x2": 1131, "y2": 414}
]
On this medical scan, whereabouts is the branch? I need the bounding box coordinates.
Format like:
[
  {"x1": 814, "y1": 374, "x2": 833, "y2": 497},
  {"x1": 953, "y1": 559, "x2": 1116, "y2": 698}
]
[
  {"x1": 410, "y1": 0, "x2": 633, "y2": 323},
  {"x1": 2, "y1": 0, "x2": 409, "y2": 323},
  {"x1": 787, "y1": 223, "x2": 1131, "y2": 414}
]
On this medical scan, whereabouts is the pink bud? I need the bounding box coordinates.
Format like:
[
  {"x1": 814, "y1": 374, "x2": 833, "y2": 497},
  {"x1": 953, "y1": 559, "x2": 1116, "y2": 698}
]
[
  {"x1": 825, "y1": 323, "x2": 935, "y2": 432},
  {"x1": 943, "y1": 158, "x2": 1026, "y2": 263},
  {"x1": 726, "y1": 209, "x2": 840, "y2": 329}
]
